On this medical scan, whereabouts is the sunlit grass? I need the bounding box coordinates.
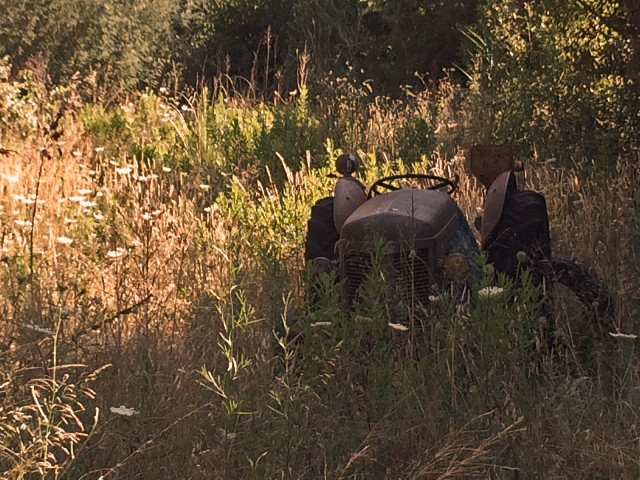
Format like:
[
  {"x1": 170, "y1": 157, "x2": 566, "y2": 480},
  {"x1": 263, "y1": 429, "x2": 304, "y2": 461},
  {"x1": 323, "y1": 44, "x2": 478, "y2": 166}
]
[{"x1": 0, "y1": 67, "x2": 638, "y2": 479}]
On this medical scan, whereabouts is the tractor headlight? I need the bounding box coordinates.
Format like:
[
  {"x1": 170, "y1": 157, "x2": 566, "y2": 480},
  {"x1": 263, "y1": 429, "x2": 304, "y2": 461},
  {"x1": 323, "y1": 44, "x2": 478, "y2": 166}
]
[{"x1": 443, "y1": 253, "x2": 470, "y2": 283}]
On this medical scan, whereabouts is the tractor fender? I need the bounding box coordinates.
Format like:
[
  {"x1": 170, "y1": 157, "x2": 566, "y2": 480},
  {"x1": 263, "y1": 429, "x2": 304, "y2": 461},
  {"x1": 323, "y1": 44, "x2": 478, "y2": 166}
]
[
  {"x1": 480, "y1": 171, "x2": 518, "y2": 244},
  {"x1": 333, "y1": 176, "x2": 367, "y2": 233}
]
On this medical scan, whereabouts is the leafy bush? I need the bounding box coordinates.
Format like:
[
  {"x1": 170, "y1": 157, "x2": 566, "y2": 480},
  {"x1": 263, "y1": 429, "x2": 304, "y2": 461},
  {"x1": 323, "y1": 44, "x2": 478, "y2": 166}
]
[
  {"x1": 460, "y1": 0, "x2": 640, "y2": 162},
  {"x1": 0, "y1": 0, "x2": 481, "y2": 95},
  {"x1": 0, "y1": 0, "x2": 174, "y2": 88}
]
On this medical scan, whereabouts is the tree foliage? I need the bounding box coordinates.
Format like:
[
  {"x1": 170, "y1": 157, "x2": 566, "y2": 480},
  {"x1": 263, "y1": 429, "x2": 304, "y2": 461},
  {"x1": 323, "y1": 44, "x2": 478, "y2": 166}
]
[
  {"x1": 0, "y1": 0, "x2": 638, "y2": 162},
  {"x1": 0, "y1": 0, "x2": 478, "y2": 93},
  {"x1": 462, "y1": 0, "x2": 639, "y2": 160},
  {"x1": 0, "y1": 0, "x2": 174, "y2": 88}
]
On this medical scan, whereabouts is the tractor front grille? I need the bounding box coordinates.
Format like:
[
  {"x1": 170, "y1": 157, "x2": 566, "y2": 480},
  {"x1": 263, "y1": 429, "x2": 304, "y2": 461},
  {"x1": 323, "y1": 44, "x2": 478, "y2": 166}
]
[{"x1": 344, "y1": 248, "x2": 432, "y2": 306}]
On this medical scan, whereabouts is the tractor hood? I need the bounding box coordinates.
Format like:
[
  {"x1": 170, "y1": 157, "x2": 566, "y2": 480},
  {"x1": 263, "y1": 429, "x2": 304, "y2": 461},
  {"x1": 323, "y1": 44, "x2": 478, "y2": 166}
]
[{"x1": 340, "y1": 189, "x2": 459, "y2": 247}]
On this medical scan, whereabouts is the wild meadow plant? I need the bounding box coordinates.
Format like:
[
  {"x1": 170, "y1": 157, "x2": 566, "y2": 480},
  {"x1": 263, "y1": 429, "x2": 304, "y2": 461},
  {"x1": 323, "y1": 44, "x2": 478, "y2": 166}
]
[{"x1": 0, "y1": 64, "x2": 638, "y2": 478}]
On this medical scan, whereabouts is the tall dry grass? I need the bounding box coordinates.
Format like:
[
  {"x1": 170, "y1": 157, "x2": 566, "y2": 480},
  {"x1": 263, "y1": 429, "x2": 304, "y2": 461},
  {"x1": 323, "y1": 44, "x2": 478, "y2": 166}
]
[{"x1": 0, "y1": 65, "x2": 638, "y2": 479}]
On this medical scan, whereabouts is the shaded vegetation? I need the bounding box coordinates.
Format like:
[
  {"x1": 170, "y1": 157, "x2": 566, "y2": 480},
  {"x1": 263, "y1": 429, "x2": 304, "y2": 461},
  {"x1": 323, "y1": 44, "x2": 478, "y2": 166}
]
[{"x1": 0, "y1": 1, "x2": 639, "y2": 478}]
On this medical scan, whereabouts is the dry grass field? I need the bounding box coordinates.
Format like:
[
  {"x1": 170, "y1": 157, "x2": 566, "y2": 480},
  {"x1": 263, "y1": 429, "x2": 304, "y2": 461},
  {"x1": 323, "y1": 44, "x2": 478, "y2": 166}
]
[{"x1": 0, "y1": 65, "x2": 638, "y2": 479}]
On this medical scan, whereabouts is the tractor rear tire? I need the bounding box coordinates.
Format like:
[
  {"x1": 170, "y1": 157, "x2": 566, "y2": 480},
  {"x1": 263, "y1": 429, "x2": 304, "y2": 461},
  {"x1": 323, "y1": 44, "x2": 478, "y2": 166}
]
[
  {"x1": 549, "y1": 254, "x2": 615, "y2": 329},
  {"x1": 546, "y1": 254, "x2": 616, "y2": 365},
  {"x1": 483, "y1": 189, "x2": 551, "y2": 280},
  {"x1": 304, "y1": 196, "x2": 339, "y2": 262}
]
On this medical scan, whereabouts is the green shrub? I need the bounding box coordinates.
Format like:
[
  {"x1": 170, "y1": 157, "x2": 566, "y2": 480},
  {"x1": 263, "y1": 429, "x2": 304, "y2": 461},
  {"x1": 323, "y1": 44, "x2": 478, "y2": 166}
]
[
  {"x1": 461, "y1": 0, "x2": 639, "y2": 162},
  {"x1": 0, "y1": 0, "x2": 174, "y2": 89}
]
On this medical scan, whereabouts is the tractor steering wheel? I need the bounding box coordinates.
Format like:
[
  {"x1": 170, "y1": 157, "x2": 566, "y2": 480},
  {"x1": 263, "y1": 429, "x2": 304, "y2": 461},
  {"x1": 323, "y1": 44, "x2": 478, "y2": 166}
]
[{"x1": 368, "y1": 173, "x2": 457, "y2": 197}]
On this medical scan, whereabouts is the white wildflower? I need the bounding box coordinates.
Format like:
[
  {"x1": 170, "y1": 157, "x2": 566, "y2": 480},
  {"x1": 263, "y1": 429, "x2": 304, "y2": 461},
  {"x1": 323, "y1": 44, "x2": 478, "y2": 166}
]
[
  {"x1": 310, "y1": 321, "x2": 332, "y2": 328},
  {"x1": 609, "y1": 332, "x2": 638, "y2": 340},
  {"x1": 181, "y1": 104, "x2": 189, "y2": 111},
  {"x1": 388, "y1": 322, "x2": 409, "y2": 332},
  {"x1": 107, "y1": 248, "x2": 126, "y2": 258},
  {"x1": 477, "y1": 286, "x2": 504, "y2": 299},
  {"x1": 24, "y1": 324, "x2": 55, "y2": 335},
  {"x1": 162, "y1": 166, "x2": 172, "y2": 172},
  {"x1": 72, "y1": 150, "x2": 82, "y2": 157},
  {"x1": 116, "y1": 167, "x2": 132, "y2": 175},
  {"x1": 64, "y1": 218, "x2": 77, "y2": 224},
  {"x1": 68, "y1": 196, "x2": 85, "y2": 203},
  {"x1": 93, "y1": 212, "x2": 105, "y2": 220},
  {"x1": 78, "y1": 188, "x2": 92, "y2": 195},
  {"x1": 110, "y1": 405, "x2": 139, "y2": 417},
  {"x1": 4, "y1": 173, "x2": 19, "y2": 183},
  {"x1": 137, "y1": 175, "x2": 148, "y2": 182},
  {"x1": 14, "y1": 219, "x2": 32, "y2": 227},
  {"x1": 199, "y1": 184, "x2": 210, "y2": 190},
  {"x1": 57, "y1": 236, "x2": 73, "y2": 245},
  {"x1": 428, "y1": 294, "x2": 441, "y2": 303},
  {"x1": 80, "y1": 201, "x2": 97, "y2": 208},
  {"x1": 94, "y1": 146, "x2": 105, "y2": 152}
]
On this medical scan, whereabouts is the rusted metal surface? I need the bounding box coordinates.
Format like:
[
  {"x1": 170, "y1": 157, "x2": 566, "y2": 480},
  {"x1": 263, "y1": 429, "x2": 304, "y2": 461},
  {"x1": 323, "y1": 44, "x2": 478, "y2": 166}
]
[
  {"x1": 333, "y1": 176, "x2": 367, "y2": 233},
  {"x1": 480, "y1": 171, "x2": 517, "y2": 244}
]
